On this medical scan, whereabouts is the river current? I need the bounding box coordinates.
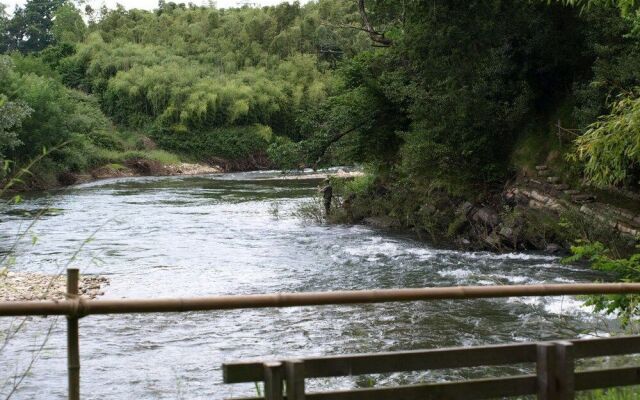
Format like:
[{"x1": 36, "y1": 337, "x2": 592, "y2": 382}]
[{"x1": 0, "y1": 170, "x2": 609, "y2": 399}]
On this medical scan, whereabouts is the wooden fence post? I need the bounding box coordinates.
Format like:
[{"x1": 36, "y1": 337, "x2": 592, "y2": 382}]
[
  {"x1": 537, "y1": 342, "x2": 557, "y2": 400},
  {"x1": 554, "y1": 341, "x2": 575, "y2": 400},
  {"x1": 285, "y1": 360, "x2": 305, "y2": 400},
  {"x1": 264, "y1": 362, "x2": 283, "y2": 400},
  {"x1": 67, "y1": 268, "x2": 80, "y2": 400}
]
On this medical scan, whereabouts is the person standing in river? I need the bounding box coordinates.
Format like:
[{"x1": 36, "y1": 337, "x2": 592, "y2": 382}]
[{"x1": 319, "y1": 178, "x2": 333, "y2": 216}]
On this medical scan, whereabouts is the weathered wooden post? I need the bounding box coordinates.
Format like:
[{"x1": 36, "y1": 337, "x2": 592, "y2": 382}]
[
  {"x1": 67, "y1": 268, "x2": 80, "y2": 400},
  {"x1": 537, "y1": 342, "x2": 557, "y2": 400},
  {"x1": 263, "y1": 362, "x2": 283, "y2": 400},
  {"x1": 554, "y1": 341, "x2": 575, "y2": 400},
  {"x1": 285, "y1": 360, "x2": 305, "y2": 400}
]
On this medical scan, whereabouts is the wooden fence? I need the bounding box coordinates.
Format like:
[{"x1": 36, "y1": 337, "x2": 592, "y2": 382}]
[
  {"x1": 2, "y1": 268, "x2": 640, "y2": 400},
  {"x1": 223, "y1": 336, "x2": 640, "y2": 400}
]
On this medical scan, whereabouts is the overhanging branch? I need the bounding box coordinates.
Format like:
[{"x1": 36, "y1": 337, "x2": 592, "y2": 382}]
[{"x1": 358, "y1": 0, "x2": 393, "y2": 47}]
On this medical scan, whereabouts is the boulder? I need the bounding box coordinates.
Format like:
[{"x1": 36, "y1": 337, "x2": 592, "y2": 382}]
[
  {"x1": 456, "y1": 201, "x2": 474, "y2": 216},
  {"x1": 471, "y1": 206, "x2": 499, "y2": 228},
  {"x1": 483, "y1": 233, "x2": 502, "y2": 249},
  {"x1": 498, "y1": 226, "x2": 515, "y2": 240},
  {"x1": 545, "y1": 243, "x2": 563, "y2": 254},
  {"x1": 364, "y1": 216, "x2": 400, "y2": 229},
  {"x1": 572, "y1": 194, "x2": 596, "y2": 203}
]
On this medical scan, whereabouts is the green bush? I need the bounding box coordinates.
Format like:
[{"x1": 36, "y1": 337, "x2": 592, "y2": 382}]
[{"x1": 153, "y1": 124, "x2": 272, "y2": 163}]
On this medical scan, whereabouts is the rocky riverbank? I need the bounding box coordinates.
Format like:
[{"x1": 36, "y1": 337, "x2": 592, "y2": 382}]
[
  {"x1": 329, "y1": 166, "x2": 640, "y2": 255},
  {"x1": 0, "y1": 272, "x2": 109, "y2": 301}
]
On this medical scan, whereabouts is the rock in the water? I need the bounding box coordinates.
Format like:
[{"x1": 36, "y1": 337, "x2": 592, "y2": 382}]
[
  {"x1": 545, "y1": 243, "x2": 563, "y2": 254},
  {"x1": 547, "y1": 176, "x2": 561, "y2": 184}
]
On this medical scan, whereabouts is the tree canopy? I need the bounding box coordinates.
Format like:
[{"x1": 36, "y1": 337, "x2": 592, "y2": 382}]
[{"x1": 0, "y1": 0, "x2": 639, "y2": 190}]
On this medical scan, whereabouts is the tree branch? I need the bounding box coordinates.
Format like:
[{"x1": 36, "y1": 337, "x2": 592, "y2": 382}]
[
  {"x1": 312, "y1": 121, "x2": 369, "y2": 169},
  {"x1": 357, "y1": 0, "x2": 393, "y2": 47}
]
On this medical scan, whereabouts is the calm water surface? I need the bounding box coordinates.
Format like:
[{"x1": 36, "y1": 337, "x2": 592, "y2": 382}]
[{"x1": 0, "y1": 170, "x2": 609, "y2": 399}]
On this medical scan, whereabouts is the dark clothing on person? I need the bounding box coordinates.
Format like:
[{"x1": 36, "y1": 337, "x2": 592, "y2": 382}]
[{"x1": 321, "y1": 185, "x2": 333, "y2": 214}]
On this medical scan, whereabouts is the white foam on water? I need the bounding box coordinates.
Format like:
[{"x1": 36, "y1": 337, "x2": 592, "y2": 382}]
[
  {"x1": 494, "y1": 275, "x2": 532, "y2": 284},
  {"x1": 507, "y1": 296, "x2": 592, "y2": 315},
  {"x1": 437, "y1": 268, "x2": 473, "y2": 279},
  {"x1": 465, "y1": 251, "x2": 559, "y2": 262},
  {"x1": 342, "y1": 238, "x2": 402, "y2": 258}
]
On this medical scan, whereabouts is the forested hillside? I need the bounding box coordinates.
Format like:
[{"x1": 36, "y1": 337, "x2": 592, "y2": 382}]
[{"x1": 0, "y1": 0, "x2": 371, "y2": 184}]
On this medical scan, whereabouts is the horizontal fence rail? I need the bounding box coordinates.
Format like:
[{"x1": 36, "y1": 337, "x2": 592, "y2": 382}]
[
  {"x1": 2, "y1": 282, "x2": 640, "y2": 317},
  {"x1": 224, "y1": 336, "x2": 640, "y2": 400},
  {"x1": 2, "y1": 269, "x2": 640, "y2": 400}
]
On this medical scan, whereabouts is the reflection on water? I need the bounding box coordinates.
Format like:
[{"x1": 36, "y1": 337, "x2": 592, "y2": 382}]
[{"x1": 0, "y1": 171, "x2": 610, "y2": 399}]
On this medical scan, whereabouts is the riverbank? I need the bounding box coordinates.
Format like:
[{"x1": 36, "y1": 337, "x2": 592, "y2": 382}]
[
  {"x1": 327, "y1": 170, "x2": 640, "y2": 256},
  {"x1": 58, "y1": 160, "x2": 223, "y2": 187},
  {"x1": 0, "y1": 272, "x2": 109, "y2": 301}
]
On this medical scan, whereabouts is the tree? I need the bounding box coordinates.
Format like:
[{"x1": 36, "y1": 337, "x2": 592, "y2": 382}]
[
  {"x1": 0, "y1": 58, "x2": 32, "y2": 160},
  {"x1": 52, "y1": 2, "x2": 86, "y2": 44},
  {"x1": 5, "y1": 0, "x2": 66, "y2": 53},
  {"x1": 0, "y1": 97, "x2": 32, "y2": 161},
  {"x1": 0, "y1": 4, "x2": 9, "y2": 53}
]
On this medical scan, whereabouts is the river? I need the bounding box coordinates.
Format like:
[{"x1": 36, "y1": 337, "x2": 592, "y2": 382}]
[{"x1": 0, "y1": 170, "x2": 610, "y2": 399}]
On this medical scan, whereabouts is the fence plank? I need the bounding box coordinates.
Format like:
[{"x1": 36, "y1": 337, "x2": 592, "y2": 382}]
[
  {"x1": 537, "y1": 343, "x2": 557, "y2": 400},
  {"x1": 264, "y1": 362, "x2": 284, "y2": 400},
  {"x1": 226, "y1": 375, "x2": 537, "y2": 400},
  {"x1": 575, "y1": 367, "x2": 640, "y2": 391},
  {"x1": 285, "y1": 360, "x2": 305, "y2": 400},
  {"x1": 555, "y1": 341, "x2": 575, "y2": 400},
  {"x1": 224, "y1": 336, "x2": 640, "y2": 384},
  {"x1": 223, "y1": 343, "x2": 537, "y2": 383},
  {"x1": 572, "y1": 336, "x2": 640, "y2": 358}
]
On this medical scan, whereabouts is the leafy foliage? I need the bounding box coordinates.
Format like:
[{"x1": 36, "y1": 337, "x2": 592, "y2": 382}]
[
  {"x1": 564, "y1": 242, "x2": 640, "y2": 326},
  {"x1": 3, "y1": 0, "x2": 66, "y2": 53},
  {"x1": 574, "y1": 93, "x2": 640, "y2": 186}
]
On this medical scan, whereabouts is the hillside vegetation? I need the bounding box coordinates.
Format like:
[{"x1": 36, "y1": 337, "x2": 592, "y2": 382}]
[
  {"x1": 0, "y1": 0, "x2": 639, "y2": 199},
  {"x1": 0, "y1": 0, "x2": 370, "y2": 185}
]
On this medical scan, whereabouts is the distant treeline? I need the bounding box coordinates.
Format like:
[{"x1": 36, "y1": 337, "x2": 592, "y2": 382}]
[{"x1": 1, "y1": 0, "x2": 640, "y2": 190}]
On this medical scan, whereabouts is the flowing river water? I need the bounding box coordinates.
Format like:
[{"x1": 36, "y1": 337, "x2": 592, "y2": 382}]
[{"x1": 0, "y1": 170, "x2": 612, "y2": 399}]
